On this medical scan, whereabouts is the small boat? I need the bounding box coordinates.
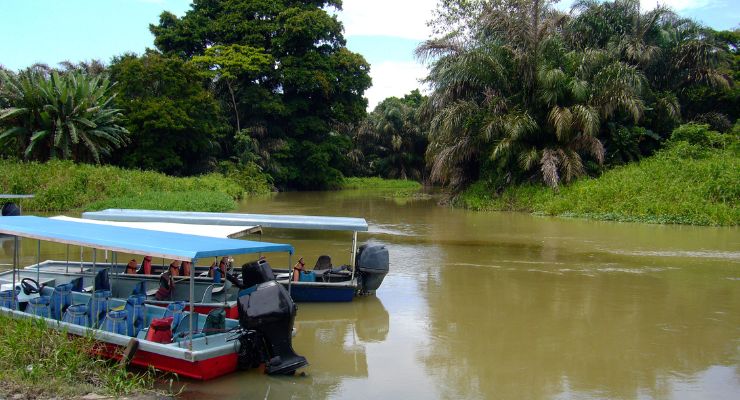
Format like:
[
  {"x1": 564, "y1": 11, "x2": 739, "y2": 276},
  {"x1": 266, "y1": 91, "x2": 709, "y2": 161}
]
[
  {"x1": 82, "y1": 209, "x2": 391, "y2": 302},
  {"x1": 0, "y1": 216, "x2": 308, "y2": 379}
]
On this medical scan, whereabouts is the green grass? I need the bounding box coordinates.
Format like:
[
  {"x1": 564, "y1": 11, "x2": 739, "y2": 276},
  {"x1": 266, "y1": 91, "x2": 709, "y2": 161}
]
[
  {"x1": 341, "y1": 177, "x2": 422, "y2": 197},
  {"x1": 0, "y1": 313, "x2": 156, "y2": 398},
  {"x1": 0, "y1": 160, "x2": 271, "y2": 212},
  {"x1": 457, "y1": 142, "x2": 739, "y2": 226}
]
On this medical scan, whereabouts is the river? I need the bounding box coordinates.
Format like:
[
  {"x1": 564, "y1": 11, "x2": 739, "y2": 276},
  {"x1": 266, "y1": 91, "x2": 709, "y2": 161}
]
[
  {"x1": 4, "y1": 190, "x2": 739, "y2": 399},
  {"x1": 183, "y1": 191, "x2": 740, "y2": 399}
]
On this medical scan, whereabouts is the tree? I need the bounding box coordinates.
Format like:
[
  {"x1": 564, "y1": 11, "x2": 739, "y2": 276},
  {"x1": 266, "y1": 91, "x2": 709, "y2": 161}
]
[
  {"x1": 352, "y1": 91, "x2": 428, "y2": 180},
  {"x1": 108, "y1": 52, "x2": 228, "y2": 176},
  {"x1": 150, "y1": 0, "x2": 371, "y2": 189},
  {"x1": 419, "y1": 0, "x2": 735, "y2": 192},
  {"x1": 191, "y1": 44, "x2": 273, "y2": 133},
  {"x1": 0, "y1": 68, "x2": 128, "y2": 163}
]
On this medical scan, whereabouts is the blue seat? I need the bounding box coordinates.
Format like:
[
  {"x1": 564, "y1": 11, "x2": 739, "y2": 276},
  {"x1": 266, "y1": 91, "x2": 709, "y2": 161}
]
[
  {"x1": 62, "y1": 304, "x2": 89, "y2": 327},
  {"x1": 27, "y1": 296, "x2": 50, "y2": 318},
  {"x1": 163, "y1": 301, "x2": 186, "y2": 330},
  {"x1": 87, "y1": 290, "x2": 111, "y2": 327},
  {"x1": 100, "y1": 309, "x2": 132, "y2": 336},
  {"x1": 125, "y1": 295, "x2": 147, "y2": 336},
  {"x1": 0, "y1": 289, "x2": 18, "y2": 309},
  {"x1": 49, "y1": 283, "x2": 72, "y2": 320},
  {"x1": 173, "y1": 312, "x2": 202, "y2": 342}
]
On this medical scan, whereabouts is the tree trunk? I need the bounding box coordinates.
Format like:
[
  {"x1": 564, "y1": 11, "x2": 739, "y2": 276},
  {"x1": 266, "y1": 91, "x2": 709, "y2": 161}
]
[{"x1": 226, "y1": 80, "x2": 240, "y2": 133}]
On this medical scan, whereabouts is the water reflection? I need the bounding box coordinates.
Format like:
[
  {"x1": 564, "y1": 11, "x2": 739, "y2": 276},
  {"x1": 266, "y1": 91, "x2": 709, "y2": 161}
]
[{"x1": 179, "y1": 297, "x2": 390, "y2": 399}]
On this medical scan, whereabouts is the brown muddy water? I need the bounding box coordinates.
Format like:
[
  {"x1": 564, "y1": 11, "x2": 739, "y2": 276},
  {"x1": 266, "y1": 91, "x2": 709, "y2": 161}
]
[{"x1": 3, "y1": 190, "x2": 739, "y2": 399}]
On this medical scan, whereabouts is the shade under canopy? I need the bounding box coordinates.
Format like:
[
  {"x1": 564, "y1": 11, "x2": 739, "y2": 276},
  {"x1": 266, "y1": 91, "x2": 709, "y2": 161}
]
[
  {"x1": 83, "y1": 209, "x2": 369, "y2": 232},
  {"x1": 0, "y1": 216, "x2": 292, "y2": 261}
]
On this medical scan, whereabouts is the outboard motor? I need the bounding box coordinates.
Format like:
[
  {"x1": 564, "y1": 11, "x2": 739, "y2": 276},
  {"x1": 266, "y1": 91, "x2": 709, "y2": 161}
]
[
  {"x1": 237, "y1": 281, "x2": 308, "y2": 375},
  {"x1": 356, "y1": 245, "x2": 390, "y2": 294},
  {"x1": 241, "y1": 259, "x2": 275, "y2": 289},
  {"x1": 1, "y1": 202, "x2": 20, "y2": 216}
]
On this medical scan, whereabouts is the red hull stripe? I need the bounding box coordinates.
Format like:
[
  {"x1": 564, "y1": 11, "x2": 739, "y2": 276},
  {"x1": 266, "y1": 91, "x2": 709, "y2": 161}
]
[{"x1": 95, "y1": 343, "x2": 238, "y2": 380}]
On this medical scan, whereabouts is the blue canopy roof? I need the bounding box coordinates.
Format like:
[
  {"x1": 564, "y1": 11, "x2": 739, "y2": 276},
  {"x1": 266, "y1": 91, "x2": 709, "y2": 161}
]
[
  {"x1": 83, "y1": 209, "x2": 370, "y2": 232},
  {"x1": 0, "y1": 216, "x2": 293, "y2": 261}
]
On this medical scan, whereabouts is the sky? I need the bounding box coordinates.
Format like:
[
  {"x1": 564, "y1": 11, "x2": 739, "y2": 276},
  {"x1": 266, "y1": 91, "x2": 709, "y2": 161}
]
[{"x1": 0, "y1": 0, "x2": 737, "y2": 109}]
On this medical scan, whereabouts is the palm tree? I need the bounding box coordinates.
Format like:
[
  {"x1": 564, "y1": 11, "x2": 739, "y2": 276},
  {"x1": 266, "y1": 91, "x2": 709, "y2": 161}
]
[
  {"x1": 0, "y1": 69, "x2": 129, "y2": 163},
  {"x1": 419, "y1": 0, "x2": 644, "y2": 189},
  {"x1": 362, "y1": 97, "x2": 426, "y2": 180}
]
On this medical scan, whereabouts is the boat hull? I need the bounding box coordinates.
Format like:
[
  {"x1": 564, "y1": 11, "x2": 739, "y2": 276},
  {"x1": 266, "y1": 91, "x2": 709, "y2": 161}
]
[
  {"x1": 282, "y1": 282, "x2": 356, "y2": 302},
  {"x1": 96, "y1": 342, "x2": 238, "y2": 380},
  {"x1": 1, "y1": 307, "x2": 241, "y2": 381}
]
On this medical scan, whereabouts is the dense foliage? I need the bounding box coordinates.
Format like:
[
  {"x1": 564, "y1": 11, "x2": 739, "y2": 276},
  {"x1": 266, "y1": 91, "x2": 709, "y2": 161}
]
[
  {"x1": 150, "y1": 0, "x2": 371, "y2": 189},
  {"x1": 107, "y1": 52, "x2": 228, "y2": 176},
  {"x1": 419, "y1": 0, "x2": 736, "y2": 192},
  {"x1": 349, "y1": 90, "x2": 429, "y2": 180},
  {"x1": 0, "y1": 159, "x2": 269, "y2": 211},
  {"x1": 0, "y1": 68, "x2": 128, "y2": 163},
  {"x1": 458, "y1": 123, "x2": 739, "y2": 226}
]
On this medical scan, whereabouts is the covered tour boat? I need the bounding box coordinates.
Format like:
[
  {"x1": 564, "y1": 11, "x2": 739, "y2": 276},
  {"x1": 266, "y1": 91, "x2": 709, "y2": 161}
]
[
  {"x1": 82, "y1": 209, "x2": 391, "y2": 302},
  {"x1": 0, "y1": 216, "x2": 308, "y2": 379}
]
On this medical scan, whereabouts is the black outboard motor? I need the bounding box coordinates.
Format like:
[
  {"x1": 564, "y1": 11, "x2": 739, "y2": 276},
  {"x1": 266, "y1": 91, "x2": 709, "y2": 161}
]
[
  {"x1": 356, "y1": 245, "x2": 390, "y2": 294},
  {"x1": 241, "y1": 259, "x2": 275, "y2": 288},
  {"x1": 1, "y1": 202, "x2": 20, "y2": 216},
  {"x1": 237, "y1": 281, "x2": 308, "y2": 374}
]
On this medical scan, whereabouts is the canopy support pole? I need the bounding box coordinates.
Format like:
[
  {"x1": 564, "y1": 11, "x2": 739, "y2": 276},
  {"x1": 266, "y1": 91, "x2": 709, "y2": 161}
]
[
  {"x1": 189, "y1": 257, "x2": 195, "y2": 353},
  {"x1": 350, "y1": 231, "x2": 358, "y2": 282},
  {"x1": 65, "y1": 244, "x2": 69, "y2": 273},
  {"x1": 287, "y1": 254, "x2": 293, "y2": 295},
  {"x1": 36, "y1": 240, "x2": 40, "y2": 289},
  {"x1": 11, "y1": 236, "x2": 18, "y2": 310}
]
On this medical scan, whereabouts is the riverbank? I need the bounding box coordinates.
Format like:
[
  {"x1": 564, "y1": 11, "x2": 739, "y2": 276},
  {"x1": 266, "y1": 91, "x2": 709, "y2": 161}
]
[
  {"x1": 0, "y1": 160, "x2": 270, "y2": 212},
  {"x1": 457, "y1": 130, "x2": 739, "y2": 226},
  {"x1": 0, "y1": 314, "x2": 157, "y2": 398},
  {"x1": 341, "y1": 177, "x2": 422, "y2": 197}
]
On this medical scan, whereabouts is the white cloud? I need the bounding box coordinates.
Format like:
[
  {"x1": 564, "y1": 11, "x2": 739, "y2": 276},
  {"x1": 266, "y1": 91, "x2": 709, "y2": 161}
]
[
  {"x1": 338, "y1": 0, "x2": 437, "y2": 40},
  {"x1": 365, "y1": 61, "x2": 429, "y2": 109}
]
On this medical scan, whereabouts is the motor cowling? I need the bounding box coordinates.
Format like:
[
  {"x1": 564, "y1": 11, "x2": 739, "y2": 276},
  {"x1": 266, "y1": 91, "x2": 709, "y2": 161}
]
[
  {"x1": 241, "y1": 259, "x2": 275, "y2": 289},
  {"x1": 356, "y1": 245, "x2": 390, "y2": 294},
  {"x1": 1, "y1": 202, "x2": 20, "y2": 216},
  {"x1": 237, "y1": 281, "x2": 308, "y2": 374}
]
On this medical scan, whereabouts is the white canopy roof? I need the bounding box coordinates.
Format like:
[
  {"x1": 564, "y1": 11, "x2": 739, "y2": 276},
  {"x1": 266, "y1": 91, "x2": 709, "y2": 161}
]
[{"x1": 51, "y1": 216, "x2": 261, "y2": 238}]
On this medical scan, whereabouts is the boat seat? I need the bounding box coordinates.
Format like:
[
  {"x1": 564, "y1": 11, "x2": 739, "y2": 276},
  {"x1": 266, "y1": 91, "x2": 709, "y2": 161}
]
[
  {"x1": 315, "y1": 255, "x2": 332, "y2": 269},
  {"x1": 173, "y1": 312, "x2": 201, "y2": 342},
  {"x1": 201, "y1": 285, "x2": 214, "y2": 303}
]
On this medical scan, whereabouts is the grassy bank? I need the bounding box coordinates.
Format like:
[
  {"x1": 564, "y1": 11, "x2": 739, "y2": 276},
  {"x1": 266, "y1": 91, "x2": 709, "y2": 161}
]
[
  {"x1": 0, "y1": 160, "x2": 271, "y2": 212},
  {"x1": 341, "y1": 177, "x2": 422, "y2": 197},
  {"x1": 458, "y1": 128, "x2": 739, "y2": 226},
  {"x1": 0, "y1": 313, "x2": 155, "y2": 398}
]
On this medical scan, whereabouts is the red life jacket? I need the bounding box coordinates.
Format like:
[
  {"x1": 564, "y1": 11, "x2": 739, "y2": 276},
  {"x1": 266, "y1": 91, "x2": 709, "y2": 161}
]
[
  {"x1": 145, "y1": 317, "x2": 174, "y2": 343},
  {"x1": 142, "y1": 257, "x2": 152, "y2": 275}
]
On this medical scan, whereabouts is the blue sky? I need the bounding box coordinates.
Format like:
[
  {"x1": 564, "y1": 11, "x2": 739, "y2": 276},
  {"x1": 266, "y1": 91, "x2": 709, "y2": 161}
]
[{"x1": 0, "y1": 0, "x2": 737, "y2": 109}]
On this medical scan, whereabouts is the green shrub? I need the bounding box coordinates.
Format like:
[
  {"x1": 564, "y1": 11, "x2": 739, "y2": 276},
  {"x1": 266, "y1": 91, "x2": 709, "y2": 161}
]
[
  {"x1": 0, "y1": 160, "x2": 271, "y2": 212},
  {"x1": 341, "y1": 177, "x2": 422, "y2": 197},
  {"x1": 457, "y1": 126, "x2": 740, "y2": 226}
]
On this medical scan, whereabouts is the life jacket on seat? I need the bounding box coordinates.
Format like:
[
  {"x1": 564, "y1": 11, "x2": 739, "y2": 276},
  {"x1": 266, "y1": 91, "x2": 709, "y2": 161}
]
[
  {"x1": 154, "y1": 271, "x2": 174, "y2": 301},
  {"x1": 125, "y1": 259, "x2": 138, "y2": 274},
  {"x1": 146, "y1": 316, "x2": 174, "y2": 343},
  {"x1": 139, "y1": 256, "x2": 152, "y2": 275}
]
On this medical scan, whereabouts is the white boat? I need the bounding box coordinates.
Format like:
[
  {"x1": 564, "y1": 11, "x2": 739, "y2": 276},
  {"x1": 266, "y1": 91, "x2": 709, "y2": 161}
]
[
  {"x1": 0, "y1": 216, "x2": 307, "y2": 379},
  {"x1": 82, "y1": 209, "x2": 391, "y2": 302}
]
